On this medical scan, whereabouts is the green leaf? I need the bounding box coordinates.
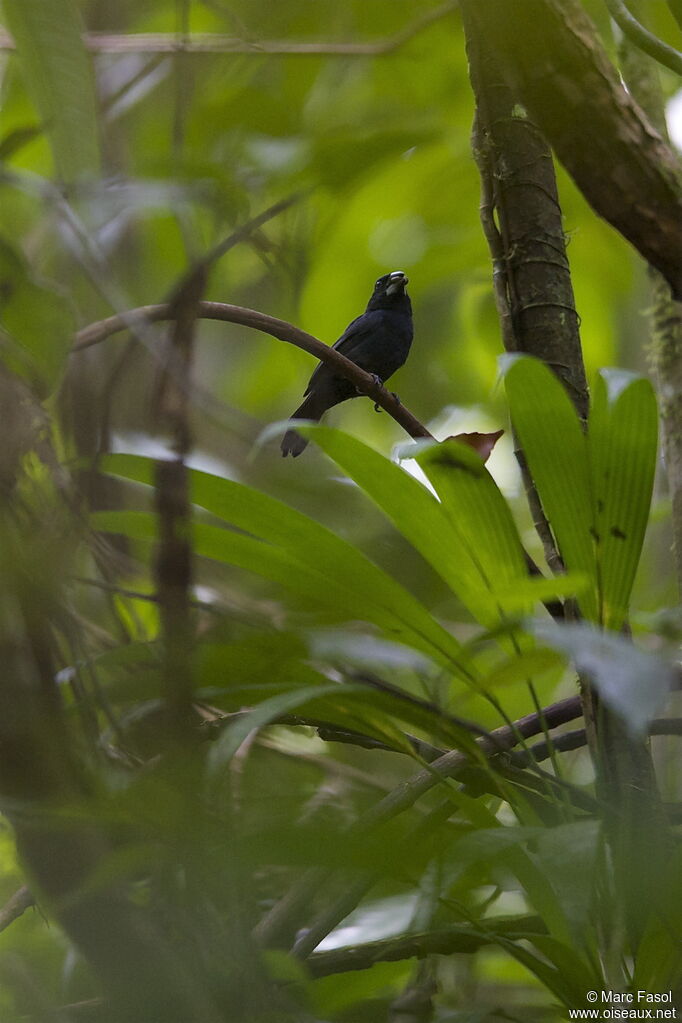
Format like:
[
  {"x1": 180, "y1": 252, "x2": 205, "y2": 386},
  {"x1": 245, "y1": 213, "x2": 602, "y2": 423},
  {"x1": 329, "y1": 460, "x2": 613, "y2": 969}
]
[
  {"x1": 504, "y1": 358, "x2": 658, "y2": 629},
  {"x1": 477, "y1": 646, "x2": 564, "y2": 690},
  {"x1": 532, "y1": 620, "x2": 674, "y2": 736},
  {"x1": 0, "y1": 238, "x2": 74, "y2": 393},
  {"x1": 634, "y1": 846, "x2": 682, "y2": 992},
  {"x1": 3, "y1": 0, "x2": 100, "y2": 182},
  {"x1": 92, "y1": 460, "x2": 475, "y2": 682},
  {"x1": 588, "y1": 370, "x2": 658, "y2": 630},
  {"x1": 532, "y1": 820, "x2": 600, "y2": 945},
  {"x1": 503, "y1": 355, "x2": 598, "y2": 621},
  {"x1": 207, "y1": 683, "x2": 361, "y2": 774},
  {"x1": 303, "y1": 427, "x2": 552, "y2": 631},
  {"x1": 416, "y1": 439, "x2": 535, "y2": 618},
  {"x1": 284, "y1": 427, "x2": 507, "y2": 628}
]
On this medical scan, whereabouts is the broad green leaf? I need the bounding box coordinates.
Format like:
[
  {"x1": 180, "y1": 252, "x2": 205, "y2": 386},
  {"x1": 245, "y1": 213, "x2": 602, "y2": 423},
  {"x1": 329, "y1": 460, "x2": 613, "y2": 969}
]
[
  {"x1": 3, "y1": 0, "x2": 100, "y2": 182},
  {"x1": 303, "y1": 427, "x2": 555, "y2": 629},
  {"x1": 297, "y1": 427, "x2": 505, "y2": 626},
  {"x1": 504, "y1": 358, "x2": 658, "y2": 629},
  {"x1": 91, "y1": 502, "x2": 473, "y2": 683},
  {"x1": 490, "y1": 571, "x2": 589, "y2": 612},
  {"x1": 503, "y1": 355, "x2": 598, "y2": 621},
  {"x1": 588, "y1": 370, "x2": 658, "y2": 630},
  {"x1": 533, "y1": 620, "x2": 674, "y2": 736},
  {"x1": 416, "y1": 439, "x2": 535, "y2": 618}
]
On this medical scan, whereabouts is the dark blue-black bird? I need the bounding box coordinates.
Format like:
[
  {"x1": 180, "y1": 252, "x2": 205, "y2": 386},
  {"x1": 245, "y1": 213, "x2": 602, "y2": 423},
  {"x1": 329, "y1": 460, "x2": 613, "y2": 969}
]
[{"x1": 281, "y1": 270, "x2": 413, "y2": 457}]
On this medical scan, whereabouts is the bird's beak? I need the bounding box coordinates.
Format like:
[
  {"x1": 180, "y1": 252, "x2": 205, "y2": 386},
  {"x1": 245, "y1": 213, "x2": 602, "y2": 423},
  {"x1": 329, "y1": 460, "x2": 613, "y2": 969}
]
[{"x1": 386, "y1": 271, "x2": 408, "y2": 295}]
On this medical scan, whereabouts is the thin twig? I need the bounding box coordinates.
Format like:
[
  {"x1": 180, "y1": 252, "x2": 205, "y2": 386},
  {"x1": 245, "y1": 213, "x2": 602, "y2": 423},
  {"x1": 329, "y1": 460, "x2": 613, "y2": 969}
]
[
  {"x1": 0, "y1": 886, "x2": 34, "y2": 933},
  {"x1": 0, "y1": 6, "x2": 459, "y2": 56}
]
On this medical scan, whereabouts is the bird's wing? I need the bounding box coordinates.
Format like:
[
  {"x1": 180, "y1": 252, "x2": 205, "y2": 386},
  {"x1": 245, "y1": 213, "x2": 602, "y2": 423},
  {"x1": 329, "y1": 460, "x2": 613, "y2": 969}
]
[
  {"x1": 331, "y1": 311, "x2": 386, "y2": 365},
  {"x1": 304, "y1": 312, "x2": 383, "y2": 394}
]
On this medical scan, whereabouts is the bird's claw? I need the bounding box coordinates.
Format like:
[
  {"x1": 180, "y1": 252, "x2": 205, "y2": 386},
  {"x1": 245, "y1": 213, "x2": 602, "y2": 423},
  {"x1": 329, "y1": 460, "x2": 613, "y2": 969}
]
[
  {"x1": 375, "y1": 391, "x2": 400, "y2": 412},
  {"x1": 369, "y1": 374, "x2": 384, "y2": 411}
]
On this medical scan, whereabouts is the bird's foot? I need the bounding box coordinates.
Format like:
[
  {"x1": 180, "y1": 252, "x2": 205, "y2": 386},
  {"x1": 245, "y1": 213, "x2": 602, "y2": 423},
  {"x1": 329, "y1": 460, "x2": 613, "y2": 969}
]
[
  {"x1": 374, "y1": 390, "x2": 400, "y2": 412},
  {"x1": 369, "y1": 374, "x2": 385, "y2": 411}
]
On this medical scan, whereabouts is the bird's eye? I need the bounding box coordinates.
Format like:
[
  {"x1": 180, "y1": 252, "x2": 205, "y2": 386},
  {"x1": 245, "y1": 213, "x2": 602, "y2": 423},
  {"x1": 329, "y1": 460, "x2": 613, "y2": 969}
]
[{"x1": 374, "y1": 279, "x2": 382, "y2": 288}]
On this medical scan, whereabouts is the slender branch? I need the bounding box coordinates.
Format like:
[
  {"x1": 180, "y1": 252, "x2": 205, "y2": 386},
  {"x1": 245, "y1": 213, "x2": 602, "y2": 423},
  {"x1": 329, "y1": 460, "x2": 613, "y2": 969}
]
[
  {"x1": 0, "y1": 885, "x2": 34, "y2": 933},
  {"x1": 73, "y1": 302, "x2": 434, "y2": 444},
  {"x1": 0, "y1": 6, "x2": 459, "y2": 56},
  {"x1": 307, "y1": 915, "x2": 546, "y2": 977},
  {"x1": 604, "y1": 0, "x2": 682, "y2": 76}
]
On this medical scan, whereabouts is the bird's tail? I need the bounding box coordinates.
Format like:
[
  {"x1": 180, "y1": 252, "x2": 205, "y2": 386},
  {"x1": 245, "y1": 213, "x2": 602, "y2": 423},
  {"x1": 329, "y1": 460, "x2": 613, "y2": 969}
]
[{"x1": 280, "y1": 393, "x2": 324, "y2": 457}]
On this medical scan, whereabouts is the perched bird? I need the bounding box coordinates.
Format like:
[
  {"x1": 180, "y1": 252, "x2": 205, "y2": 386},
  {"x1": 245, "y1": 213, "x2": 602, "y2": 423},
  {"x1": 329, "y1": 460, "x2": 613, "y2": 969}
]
[{"x1": 281, "y1": 270, "x2": 413, "y2": 457}]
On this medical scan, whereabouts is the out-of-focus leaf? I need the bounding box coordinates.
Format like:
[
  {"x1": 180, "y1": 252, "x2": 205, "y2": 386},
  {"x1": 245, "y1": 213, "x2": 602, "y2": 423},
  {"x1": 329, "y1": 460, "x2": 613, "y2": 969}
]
[
  {"x1": 477, "y1": 647, "x2": 564, "y2": 690},
  {"x1": 532, "y1": 820, "x2": 600, "y2": 944},
  {"x1": 588, "y1": 370, "x2": 658, "y2": 630},
  {"x1": 0, "y1": 124, "x2": 43, "y2": 161},
  {"x1": 532, "y1": 620, "x2": 674, "y2": 737},
  {"x1": 0, "y1": 238, "x2": 74, "y2": 393},
  {"x1": 92, "y1": 508, "x2": 468, "y2": 675},
  {"x1": 207, "y1": 682, "x2": 363, "y2": 774},
  {"x1": 515, "y1": 933, "x2": 600, "y2": 1003},
  {"x1": 196, "y1": 632, "x2": 313, "y2": 692},
  {"x1": 3, "y1": 0, "x2": 100, "y2": 181},
  {"x1": 452, "y1": 826, "x2": 574, "y2": 946},
  {"x1": 634, "y1": 846, "x2": 682, "y2": 992},
  {"x1": 92, "y1": 456, "x2": 474, "y2": 681}
]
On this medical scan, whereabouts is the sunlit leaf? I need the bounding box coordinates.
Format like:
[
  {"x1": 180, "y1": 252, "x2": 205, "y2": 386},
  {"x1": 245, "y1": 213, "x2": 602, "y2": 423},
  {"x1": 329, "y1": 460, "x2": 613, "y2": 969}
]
[
  {"x1": 502, "y1": 355, "x2": 598, "y2": 620},
  {"x1": 299, "y1": 427, "x2": 533, "y2": 629},
  {"x1": 588, "y1": 370, "x2": 658, "y2": 630}
]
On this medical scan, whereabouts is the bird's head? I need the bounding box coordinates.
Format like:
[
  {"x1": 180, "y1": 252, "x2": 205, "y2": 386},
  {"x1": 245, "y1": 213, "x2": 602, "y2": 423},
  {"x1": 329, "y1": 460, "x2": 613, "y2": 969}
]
[{"x1": 368, "y1": 270, "x2": 410, "y2": 309}]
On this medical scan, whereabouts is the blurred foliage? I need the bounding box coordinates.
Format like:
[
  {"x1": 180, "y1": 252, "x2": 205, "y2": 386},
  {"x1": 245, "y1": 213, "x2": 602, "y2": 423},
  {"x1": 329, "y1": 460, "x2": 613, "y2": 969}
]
[{"x1": 0, "y1": 0, "x2": 681, "y2": 1020}]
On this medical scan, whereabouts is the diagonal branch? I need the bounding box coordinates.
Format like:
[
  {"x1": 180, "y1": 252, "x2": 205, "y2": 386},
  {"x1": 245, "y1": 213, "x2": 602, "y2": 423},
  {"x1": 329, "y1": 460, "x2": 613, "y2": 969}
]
[{"x1": 73, "y1": 302, "x2": 434, "y2": 444}]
